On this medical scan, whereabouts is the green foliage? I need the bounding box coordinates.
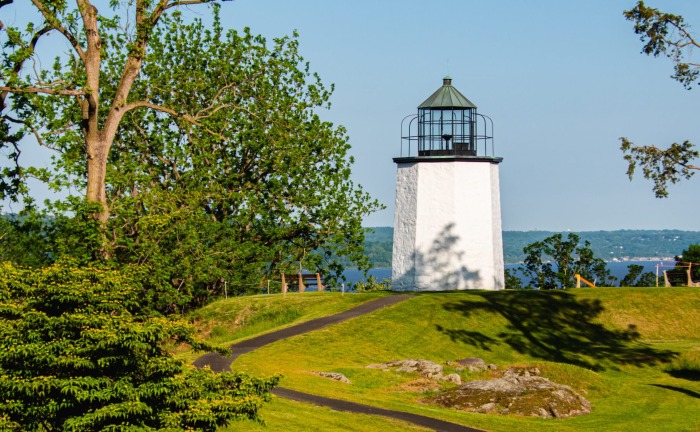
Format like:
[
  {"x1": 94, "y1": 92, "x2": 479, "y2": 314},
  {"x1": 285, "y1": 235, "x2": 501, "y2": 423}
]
[
  {"x1": 353, "y1": 276, "x2": 391, "y2": 292},
  {"x1": 318, "y1": 228, "x2": 392, "y2": 270},
  {"x1": 504, "y1": 268, "x2": 524, "y2": 289},
  {"x1": 624, "y1": 1, "x2": 699, "y2": 89},
  {"x1": 620, "y1": 137, "x2": 699, "y2": 198},
  {"x1": 621, "y1": 2, "x2": 699, "y2": 196},
  {"x1": 1, "y1": 4, "x2": 381, "y2": 311},
  {"x1": 0, "y1": 200, "x2": 106, "y2": 269},
  {"x1": 619, "y1": 264, "x2": 657, "y2": 287},
  {"x1": 675, "y1": 243, "x2": 700, "y2": 281},
  {"x1": 0, "y1": 263, "x2": 278, "y2": 431},
  {"x1": 520, "y1": 233, "x2": 612, "y2": 289}
]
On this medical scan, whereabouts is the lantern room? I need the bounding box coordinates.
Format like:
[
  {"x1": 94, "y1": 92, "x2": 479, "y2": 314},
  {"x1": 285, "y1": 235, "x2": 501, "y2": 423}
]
[{"x1": 399, "y1": 76, "x2": 495, "y2": 158}]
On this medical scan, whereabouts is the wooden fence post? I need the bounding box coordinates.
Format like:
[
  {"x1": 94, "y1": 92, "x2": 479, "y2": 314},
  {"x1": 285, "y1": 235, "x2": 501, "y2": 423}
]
[
  {"x1": 298, "y1": 273, "x2": 305, "y2": 293},
  {"x1": 316, "y1": 273, "x2": 323, "y2": 292}
]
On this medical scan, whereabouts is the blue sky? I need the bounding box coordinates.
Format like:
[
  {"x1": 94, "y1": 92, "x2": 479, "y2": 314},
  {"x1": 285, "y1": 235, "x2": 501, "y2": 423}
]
[
  {"x1": 5, "y1": 1, "x2": 700, "y2": 231},
  {"x1": 215, "y1": 0, "x2": 700, "y2": 231}
]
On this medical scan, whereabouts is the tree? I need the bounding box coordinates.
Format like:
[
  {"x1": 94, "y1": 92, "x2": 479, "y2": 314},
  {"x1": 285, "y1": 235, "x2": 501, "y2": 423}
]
[
  {"x1": 504, "y1": 268, "x2": 524, "y2": 290},
  {"x1": 1, "y1": 0, "x2": 236, "y2": 234},
  {"x1": 521, "y1": 233, "x2": 611, "y2": 289},
  {"x1": 620, "y1": 1, "x2": 700, "y2": 197},
  {"x1": 675, "y1": 243, "x2": 700, "y2": 282},
  {"x1": 1, "y1": 4, "x2": 380, "y2": 310},
  {"x1": 0, "y1": 263, "x2": 278, "y2": 431},
  {"x1": 619, "y1": 264, "x2": 657, "y2": 287}
]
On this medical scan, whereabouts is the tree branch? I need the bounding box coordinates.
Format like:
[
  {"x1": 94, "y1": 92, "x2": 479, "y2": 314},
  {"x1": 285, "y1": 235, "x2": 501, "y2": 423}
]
[
  {"x1": 121, "y1": 100, "x2": 229, "y2": 141},
  {"x1": 1, "y1": 25, "x2": 52, "y2": 110},
  {"x1": 625, "y1": 1, "x2": 700, "y2": 89},
  {"x1": 165, "y1": 0, "x2": 226, "y2": 10},
  {"x1": 30, "y1": 0, "x2": 87, "y2": 63},
  {"x1": 0, "y1": 85, "x2": 86, "y2": 97},
  {"x1": 620, "y1": 137, "x2": 699, "y2": 198}
]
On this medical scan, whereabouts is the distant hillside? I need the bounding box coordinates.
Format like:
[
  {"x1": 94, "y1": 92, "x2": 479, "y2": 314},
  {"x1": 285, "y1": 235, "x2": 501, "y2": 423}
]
[{"x1": 363, "y1": 228, "x2": 700, "y2": 266}]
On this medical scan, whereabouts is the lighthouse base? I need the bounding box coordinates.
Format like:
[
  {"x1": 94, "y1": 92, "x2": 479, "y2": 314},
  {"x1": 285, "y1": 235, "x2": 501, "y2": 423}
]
[{"x1": 391, "y1": 157, "x2": 504, "y2": 291}]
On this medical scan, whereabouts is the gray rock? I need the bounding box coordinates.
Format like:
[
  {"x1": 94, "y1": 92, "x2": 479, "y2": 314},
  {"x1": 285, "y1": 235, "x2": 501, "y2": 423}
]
[
  {"x1": 317, "y1": 372, "x2": 351, "y2": 384},
  {"x1": 503, "y1": 366, "x2": 540, "y2": 378},
  {"x1": 476, "y1": 402, "x2": 497, "y2": 414},
  {"x1": 368, "y1": 359, "x2": 444, "y2": 379},
  {"x1": 441, "y1": 373, "x2": 462, "y2": 385},
  {"x1": 425, "y1": 366, "x2": 591, "y2": 419},
  {"x1": 456, "y1": 357, "x2": 487, "y2": 372}
]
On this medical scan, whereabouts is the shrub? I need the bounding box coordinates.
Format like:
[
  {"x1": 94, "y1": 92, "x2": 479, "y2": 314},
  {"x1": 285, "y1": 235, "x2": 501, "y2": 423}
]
[
  {"x1": 354, "y1": 275, "x2": 392, "y2": 292},
  {"x1": 0, "y1": 263, "x2": 278, "y2": 431}
]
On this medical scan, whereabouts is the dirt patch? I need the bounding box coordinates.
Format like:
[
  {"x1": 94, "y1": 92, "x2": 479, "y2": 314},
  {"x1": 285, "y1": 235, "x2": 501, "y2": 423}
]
[{"x1": 397, "y1": 378, "x2": 442, "y2": 393}]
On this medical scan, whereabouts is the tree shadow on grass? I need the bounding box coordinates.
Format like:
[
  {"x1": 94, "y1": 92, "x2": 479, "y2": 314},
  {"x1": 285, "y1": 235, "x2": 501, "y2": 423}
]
[
  {"x1": 439, "y1": 290, "x2": 677, "y2": 371},
  {"x1": 649, "y1": 384, "x2": 700, "y2": 399},
  {"x1": 666, "y1": 367, "x2": 700, "y2": 381},
  {"x1": 435, "y1": 326, "x2": 497, "y2": 351}
]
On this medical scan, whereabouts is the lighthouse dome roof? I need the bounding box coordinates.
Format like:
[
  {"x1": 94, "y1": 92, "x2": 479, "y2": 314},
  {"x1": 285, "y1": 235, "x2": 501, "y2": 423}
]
[{"x1": 418, "y1": 76, "x2": 477, "y2": 109}]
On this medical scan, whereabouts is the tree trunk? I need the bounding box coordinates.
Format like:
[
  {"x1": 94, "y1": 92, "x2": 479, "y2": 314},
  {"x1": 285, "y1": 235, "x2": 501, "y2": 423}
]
[{"x1": 86, "y1": 135, "x2": 110, "y2": 259}]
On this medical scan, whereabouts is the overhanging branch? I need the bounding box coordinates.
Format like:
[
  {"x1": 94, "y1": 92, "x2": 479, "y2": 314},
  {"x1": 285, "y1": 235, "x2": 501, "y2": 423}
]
[
  {"x1": 0, "y1": 85, "x2": 86, "y2": 97},
  {"x1": 30, "y1": 0, "x2": 87, "y2": 63}
]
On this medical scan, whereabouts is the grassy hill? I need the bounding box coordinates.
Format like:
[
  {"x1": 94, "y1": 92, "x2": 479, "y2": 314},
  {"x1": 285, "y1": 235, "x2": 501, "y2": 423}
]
[{"x1": 188, "y1": 289, "x2": 700, "y2": 432}]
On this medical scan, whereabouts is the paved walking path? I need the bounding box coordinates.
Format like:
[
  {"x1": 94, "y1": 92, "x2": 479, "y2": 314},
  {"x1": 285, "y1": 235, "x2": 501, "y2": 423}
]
[{"x1": 194, "y1": 294, "x2": 481, "y2": 432}]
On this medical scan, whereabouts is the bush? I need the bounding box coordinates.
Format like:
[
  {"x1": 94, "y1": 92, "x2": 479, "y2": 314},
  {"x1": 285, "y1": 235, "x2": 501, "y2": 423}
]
[
  {"x1": 354, "y1": 275, "x2": 392, "y2": 292},
  {"x1": 0, "y1": 263, "x2": 278, "y2": 431}
]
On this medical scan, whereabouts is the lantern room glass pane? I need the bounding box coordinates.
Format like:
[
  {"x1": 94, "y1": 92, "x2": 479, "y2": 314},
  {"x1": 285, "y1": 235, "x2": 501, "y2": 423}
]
[{"x1": 417, "y1": 107, "x2": 475, "y2": 156}]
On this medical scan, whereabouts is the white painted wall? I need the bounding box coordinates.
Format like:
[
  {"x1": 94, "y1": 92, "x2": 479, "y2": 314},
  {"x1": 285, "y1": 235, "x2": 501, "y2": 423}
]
[{"x1": 392, "y1": 159, "x2": 505, "y2": 291}]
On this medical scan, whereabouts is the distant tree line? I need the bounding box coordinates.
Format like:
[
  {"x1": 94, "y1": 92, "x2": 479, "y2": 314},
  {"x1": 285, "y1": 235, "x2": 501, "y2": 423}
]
[
  {"x1": 504, "y1": 234, "x2": 698, "y2": 289},
  {"x1": 355, "y1": 228, "x2": 700, "y2": 268}
]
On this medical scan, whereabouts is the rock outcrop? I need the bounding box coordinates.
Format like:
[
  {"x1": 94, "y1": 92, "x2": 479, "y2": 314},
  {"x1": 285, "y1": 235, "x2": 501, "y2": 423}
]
[
  {"x1": 366, "y1": 359, "x2": 444, "y2": 379},
  {"x1": 426, "y1": 366, "x2": 591, "y2": 419},
  {"x1": 317, "y1": 372, "x2": 351, "y2": 384}
]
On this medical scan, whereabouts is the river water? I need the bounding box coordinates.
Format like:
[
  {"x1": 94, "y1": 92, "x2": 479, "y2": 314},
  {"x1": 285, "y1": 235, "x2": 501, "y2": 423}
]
[{"x1": 342, "y1": 261, "x2": 676, "y2": 287}]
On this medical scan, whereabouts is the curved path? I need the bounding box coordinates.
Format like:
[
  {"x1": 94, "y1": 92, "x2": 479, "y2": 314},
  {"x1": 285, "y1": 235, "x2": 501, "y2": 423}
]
[{"x1": 194, "y1": 294, "x2": 481, "y2": 432}]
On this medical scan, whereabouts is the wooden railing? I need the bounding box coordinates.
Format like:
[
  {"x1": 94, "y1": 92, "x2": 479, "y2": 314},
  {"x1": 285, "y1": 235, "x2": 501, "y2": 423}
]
[
  {"x1": 574, "y1": 274, "x2": 596, "y2": 288},
  {"x1": 281, "y1": 273, "x2": 324, "y2": 294}
]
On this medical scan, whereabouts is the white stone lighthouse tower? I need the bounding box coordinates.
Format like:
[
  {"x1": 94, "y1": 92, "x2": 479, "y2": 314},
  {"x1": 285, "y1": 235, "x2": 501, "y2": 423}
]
[{"x1": 392, "y1": 77, "x2": 504, "y2": 291}]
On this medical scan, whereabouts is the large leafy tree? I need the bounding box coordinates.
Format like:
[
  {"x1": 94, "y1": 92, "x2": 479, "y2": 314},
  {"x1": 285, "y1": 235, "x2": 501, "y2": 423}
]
[
  {"x1": 521, "y1": 233, "x2": 611, "y2": 289},
  {"x1": 1, "y1": 3, "x2": 380, "y2": 309},
  {"x1": 1, "y1": 0, "x2": 234, "y2": 229},
  {"x1": 620, "y1": 1, "x2": 699, "y2": 197},
  {"x1": 0, "y1": 263, "x2": 278, "y2": 431}
]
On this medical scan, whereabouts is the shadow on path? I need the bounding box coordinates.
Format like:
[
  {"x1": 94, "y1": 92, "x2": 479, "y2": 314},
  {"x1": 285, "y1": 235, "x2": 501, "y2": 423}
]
[
  {"x1": 194, "y1": 294, "x2": 482, "y2": 432},
  {"x1": 438, "y1": 290, "x2": 677, "y2": 371}
]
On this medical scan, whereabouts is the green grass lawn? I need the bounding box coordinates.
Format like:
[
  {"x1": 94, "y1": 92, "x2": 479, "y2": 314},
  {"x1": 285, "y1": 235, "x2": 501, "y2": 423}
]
[
  {"x1": 188, "y1": 288, "x2": 700, "y2": 432},
  {"x1": 219, "y1": 396, "x2": 432, "y2": 432}
]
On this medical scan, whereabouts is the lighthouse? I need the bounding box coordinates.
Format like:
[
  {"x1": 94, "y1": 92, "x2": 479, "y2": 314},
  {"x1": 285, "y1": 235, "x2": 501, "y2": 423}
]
[{"x1": 392, "y1": 77, "x2": 504, "y2": 291}]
